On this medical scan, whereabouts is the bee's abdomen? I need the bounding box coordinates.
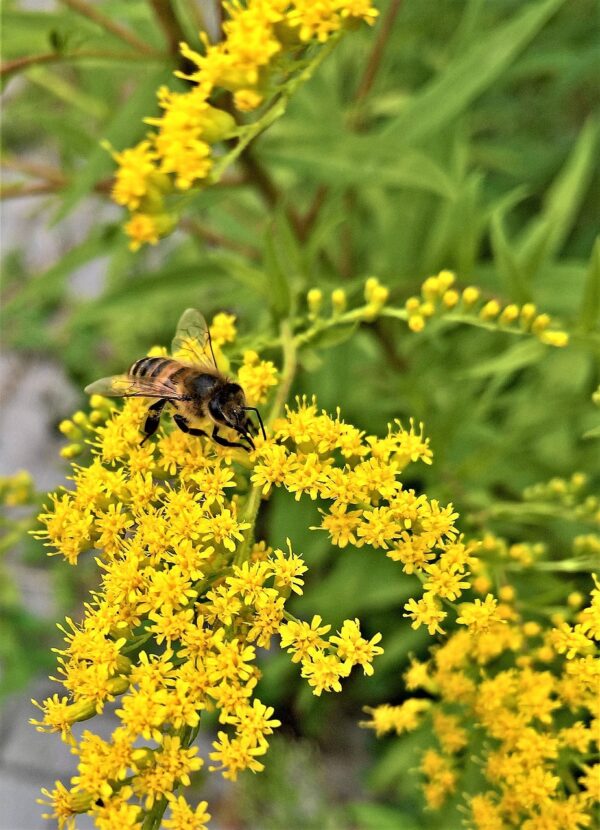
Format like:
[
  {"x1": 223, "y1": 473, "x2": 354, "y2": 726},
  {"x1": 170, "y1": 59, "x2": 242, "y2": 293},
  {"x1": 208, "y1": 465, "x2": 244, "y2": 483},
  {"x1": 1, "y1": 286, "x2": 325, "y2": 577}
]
[{"x1": 130, "y1": 357, "x2": 176, "y2": 379}]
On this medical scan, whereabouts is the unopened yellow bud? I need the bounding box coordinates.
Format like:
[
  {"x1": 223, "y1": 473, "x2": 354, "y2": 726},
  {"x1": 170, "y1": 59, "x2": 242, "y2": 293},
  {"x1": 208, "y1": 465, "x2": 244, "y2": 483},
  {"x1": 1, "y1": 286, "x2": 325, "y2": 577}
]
[
  {"x1": 72, "y1": 411, "x2": 88, "y2": 427},
  {"x1": 532, "y1": 313, "x2": 551, "y2": 334},
  {"x1": 437, "y1": 270, "x2": 455, "y2": 290},
  {"x1": 462, "y1": 286, "x2": 480, "y2": 307},
  {"x1": 498, "y1": 585, "x2": 515, "y2": 602},
  {"x1": 567, "y1": 592, "x2": 584, "y2": 609},
  {"x1": 90, "y1": 411, "x2": 105, "y2": 425},
  {"x1": 539, "y1": 330, "x2": 569, "y2": 348},
  {"x1": 421, "y1": 276, "x2": 440, "y2": 300},
  {"x1": 571, "y1": 472, "x2": 587, "y2": 489},
  {"x1": 233, "y1": 89, "x2": 263, "y2": 112},
  {"x1": 364, "y1": 276, "x2": 381, "y2": 303},
  {"x1": 372, "y1": 285, "x2": 389, "y2": 305},
  {"x1": 520, "y1": 303, "x2": 537, "y2": 324},
  {"x1": 307, "y1": 288, "x2": 323, "y2": 316},
  {"x1": 472, "y1": 575, "x2": 492, "y2": 595},
  {"x1": 331, "y1": 288, "x2": 347, "y2": 313},
  {"x1": 58, "y1": 420, "x2": 76, "y2": 437},
  {"x1": 499, "y1": 304, "x2": 519, "y2": 325},
  {"x1": 442, "y1": 289, "x2": 459, "y2": 309},
  {"x1": 420, "y1": 301, "x2": 435, "y2": 318},
  {"x1": 523, "y1": 621, "x2": 541, "y2": 637},
  {"x1": 60, "y1": 444, "x2": 83, "y2": 459},
  {"x1": 480, "y1": 300, "x2": 501, "y2": 320},
  {"x1": 405, "y1": 296, "x2": 421, "y2": 313},
  {"x1": 536, "y1": 645, "x2": 554, "y2": 663},
  {"x1": 90, "y1": 394, "x2": 109, "y2": 409},
  {"x1": 364, "y1": 283, "x2": 389, "y2": 320},
  {"x1": 408, "y1": 315, "x2": 425, "y2": 333}
]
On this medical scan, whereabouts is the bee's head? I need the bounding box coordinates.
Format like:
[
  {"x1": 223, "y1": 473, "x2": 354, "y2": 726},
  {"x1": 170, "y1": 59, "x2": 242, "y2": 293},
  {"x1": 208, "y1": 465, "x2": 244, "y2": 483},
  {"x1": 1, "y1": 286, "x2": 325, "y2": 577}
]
[{"x1": 208, "y1": 383, "x2": 266, "y2": 451}]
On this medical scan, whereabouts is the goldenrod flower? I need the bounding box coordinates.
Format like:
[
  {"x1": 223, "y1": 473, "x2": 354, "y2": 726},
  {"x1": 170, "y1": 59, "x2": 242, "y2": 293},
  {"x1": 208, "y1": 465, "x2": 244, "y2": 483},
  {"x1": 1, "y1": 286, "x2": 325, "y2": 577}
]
[{"x1": 111, "y1": 0, "x2": 377, "y2": 246}]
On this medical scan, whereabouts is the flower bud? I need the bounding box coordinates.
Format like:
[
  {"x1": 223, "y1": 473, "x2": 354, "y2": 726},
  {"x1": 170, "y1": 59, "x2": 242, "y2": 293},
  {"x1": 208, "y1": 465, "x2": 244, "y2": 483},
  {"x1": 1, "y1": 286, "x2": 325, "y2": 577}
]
[
  {"x1": 307, "y1": 288, "x2": 323, "y2": 316},
  {"x1": 462, "y1": 286, "x2": 480, "y2": 307},
  {"x1": 331, "y1": 288, "x2": 347, "y2": 314},
  {"x1": 480, "y1": 300, "x2": 501, "y2": 320},
  {"x1": 442, "y1": 289, "x2": 459, "y2": 309},
  {"x1": 499, "y1": 304, "x2": 519, "y2": 325}
]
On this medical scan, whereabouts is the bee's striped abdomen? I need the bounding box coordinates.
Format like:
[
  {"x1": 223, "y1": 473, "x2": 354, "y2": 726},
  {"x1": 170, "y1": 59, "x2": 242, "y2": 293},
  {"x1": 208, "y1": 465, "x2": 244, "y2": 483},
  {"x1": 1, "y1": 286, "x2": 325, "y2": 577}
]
[{"x1": 130, "y1": 357, "x2": 174, "y2": 378}]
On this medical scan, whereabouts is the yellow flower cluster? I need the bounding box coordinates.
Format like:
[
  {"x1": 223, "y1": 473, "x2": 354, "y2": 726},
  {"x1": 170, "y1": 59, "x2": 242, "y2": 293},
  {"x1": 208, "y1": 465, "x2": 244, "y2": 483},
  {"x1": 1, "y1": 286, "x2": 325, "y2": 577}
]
[
  {"x1": 111, "y1": 0, "x2": 378, "y2": 250},
  {"x1": 363, "y1": 576, "x2": 600, "y2": 829},
  {"x1": 404, "y1": 270, "x2": 570, "y2": 347},
  {"x1": 31, "y1": 319, "x2": 389, "y2": 828},
  {"x1": 0, "y1": 469, "x2": 34, "y2": 507},
  {"x1": 250, "y1": 396, "x2": 473, "y2": 639}
]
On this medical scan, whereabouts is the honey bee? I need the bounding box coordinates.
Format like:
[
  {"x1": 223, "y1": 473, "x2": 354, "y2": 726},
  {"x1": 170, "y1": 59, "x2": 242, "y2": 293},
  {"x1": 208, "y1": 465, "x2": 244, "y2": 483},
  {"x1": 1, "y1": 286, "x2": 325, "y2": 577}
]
[{"x1": 84, "y1": 309, "x2": 266, "y2": 451}]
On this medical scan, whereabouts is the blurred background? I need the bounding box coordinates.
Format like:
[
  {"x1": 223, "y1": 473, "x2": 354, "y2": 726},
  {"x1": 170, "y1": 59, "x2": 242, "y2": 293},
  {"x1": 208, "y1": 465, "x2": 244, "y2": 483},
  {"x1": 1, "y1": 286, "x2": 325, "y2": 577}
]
[{"x1": 1, "y1": 0, "x2": 599, "y2": 827}]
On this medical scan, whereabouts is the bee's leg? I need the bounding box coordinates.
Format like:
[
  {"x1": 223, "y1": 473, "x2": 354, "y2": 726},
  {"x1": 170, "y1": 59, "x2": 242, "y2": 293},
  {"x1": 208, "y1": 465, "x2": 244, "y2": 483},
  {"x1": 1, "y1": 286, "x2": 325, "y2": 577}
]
[
  {"x1": 211, "y1": 426, "x2": 252, "y2": 452},
  {"x1": 173, "y1": 414, "x2": 209, "y2": 438},
  {"x1": 140, "y1": 399, "x2": 167, "y2": 445}
]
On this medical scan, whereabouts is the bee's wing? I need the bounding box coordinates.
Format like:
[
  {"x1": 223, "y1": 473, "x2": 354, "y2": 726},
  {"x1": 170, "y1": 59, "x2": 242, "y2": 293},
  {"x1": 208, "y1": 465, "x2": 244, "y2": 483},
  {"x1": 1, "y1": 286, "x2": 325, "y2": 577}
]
[
  {"x1": 84, "y1": 374, "x2": 182, "y2": 399},
  {"x1": 171, "y1": 308, "x2": 218, "y2": 370}
]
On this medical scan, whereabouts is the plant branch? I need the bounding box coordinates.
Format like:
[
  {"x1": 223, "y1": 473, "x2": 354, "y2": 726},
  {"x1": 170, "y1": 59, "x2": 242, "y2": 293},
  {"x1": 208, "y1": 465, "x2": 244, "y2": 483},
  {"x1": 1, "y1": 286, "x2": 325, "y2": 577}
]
[
  {"x1": 353, "y1": 0, "x2": 403, "y2": 109},
  {"x1": 1, "y1": 50, "x2": 163, "y2": 81},
  {"x1": 180, "y1": 218, "x2": 260, "y2": 259},
  {"x1": 59, "y1": 0, "x2": 158, "y2": 55},
  {"x1": 147, "y1": 0, "x2": 187, "y2": 57}
]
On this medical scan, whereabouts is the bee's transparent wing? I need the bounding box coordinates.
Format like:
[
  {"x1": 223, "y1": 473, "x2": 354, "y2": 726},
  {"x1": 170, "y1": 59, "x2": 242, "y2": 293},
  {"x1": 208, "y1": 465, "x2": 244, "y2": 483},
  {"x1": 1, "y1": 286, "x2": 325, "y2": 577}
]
[
  {"x1": 84, "y1": 374, "x2": 182, "y2": 399},
  {"x1": 171, "y1": 308, "x2": 218, "y2": 370}
]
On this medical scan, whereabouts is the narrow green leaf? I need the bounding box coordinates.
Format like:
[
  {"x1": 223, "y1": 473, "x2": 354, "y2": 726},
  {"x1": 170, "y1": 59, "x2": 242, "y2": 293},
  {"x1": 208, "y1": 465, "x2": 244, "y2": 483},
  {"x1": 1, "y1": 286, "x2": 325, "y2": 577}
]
[
  {"x1": 490, "y1": 210, "x2": 531, "y2": 304},
  {"x1": 578, "y1": 237, "x2": 600, "y2": 333},
  {"x1": 263, "y1": 140, "x2": 456, "y2": 198},
  {"x1": 263, "y1": 223, "x2": 292, "y2": 321},
  {"x1": 53, "y1": 67, "x2": 169, "y2": 222},
  {"x1": 382, "y1": 0, "x2": 566, "y2": 145},
  {"x1": 463, "y1": 339, "x2": 546, "y2": 380},
  {"x1": 517, "y1": 116, "x2": 600, "y2": 278},
  {"x1": 350, "y1": 803, "x2": 420, "y2": 830},
  {"x1": 306, "y1": 321, "x2": 358, "y2": 351}
]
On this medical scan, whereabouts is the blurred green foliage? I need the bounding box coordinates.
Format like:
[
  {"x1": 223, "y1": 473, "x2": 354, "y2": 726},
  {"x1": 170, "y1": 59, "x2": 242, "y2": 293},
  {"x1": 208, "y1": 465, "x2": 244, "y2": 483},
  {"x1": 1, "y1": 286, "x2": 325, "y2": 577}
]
[{"x1": 1, "y1": 0, "x2": 599, "y2": 826}]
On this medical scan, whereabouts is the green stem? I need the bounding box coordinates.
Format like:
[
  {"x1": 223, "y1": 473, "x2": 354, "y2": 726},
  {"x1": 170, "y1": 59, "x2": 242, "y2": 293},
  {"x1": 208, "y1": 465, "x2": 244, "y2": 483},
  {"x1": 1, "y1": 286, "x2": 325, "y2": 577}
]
[
  {"x1": 142, "y1": 796, "x2": 168, "y2": 830},
  {"x1": 59, "y1": 0, "x2": 158, "y2": 55},
  {"x1": 236, "y1": 320, "x2": 299, "y2": 567},
  {"x1": 268, "y1": 319, "x2": 297, "y2": 425}
]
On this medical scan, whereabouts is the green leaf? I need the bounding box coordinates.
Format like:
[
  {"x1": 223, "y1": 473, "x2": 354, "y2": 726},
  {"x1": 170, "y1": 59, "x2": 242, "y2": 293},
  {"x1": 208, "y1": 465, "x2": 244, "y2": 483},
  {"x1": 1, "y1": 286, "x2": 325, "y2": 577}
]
[
  {"x1": 463, "y1": 339, "x2": 546, "y2": 380},
  {"x1": 578, "y1": 237, "x2": 600, "y2": 333},
  {"x1": 305, "y1": 322, "x2": 359, "y2": 351},
  {"x1": 349, "y1": 803, "x2": 420, "y2": 830},
  {"x1": 382, "y1": 0, "x2": 567, "y2": 145},
  {"x1": 490, "y1": 209, "x2": 531, "y2": 304},
  {"x1": 53, "y1": 67, "x2": 169, "y2": 222},
  {"x1": 262, "y1": 139, "x2": 456, "y2": 198},
  {"x1": 516, "y1": 116, "x2": 600, "y2": 278},
  {"x1": 262, "y1": 219, "x2": 294, "y2": 321}
]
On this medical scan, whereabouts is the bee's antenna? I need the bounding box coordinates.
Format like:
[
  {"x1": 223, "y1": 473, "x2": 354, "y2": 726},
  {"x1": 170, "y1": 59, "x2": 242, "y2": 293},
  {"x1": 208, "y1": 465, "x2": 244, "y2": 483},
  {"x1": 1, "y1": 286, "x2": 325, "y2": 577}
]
[{"x1": 243, "y1": 407, "x2": 266, "y2": 441}]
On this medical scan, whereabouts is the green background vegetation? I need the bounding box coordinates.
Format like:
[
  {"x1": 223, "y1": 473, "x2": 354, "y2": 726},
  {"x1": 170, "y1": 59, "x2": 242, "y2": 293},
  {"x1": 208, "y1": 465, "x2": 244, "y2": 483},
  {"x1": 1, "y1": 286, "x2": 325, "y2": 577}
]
[{"x1": 1, "y1": 0, "x2": 599, "y2": 827}]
